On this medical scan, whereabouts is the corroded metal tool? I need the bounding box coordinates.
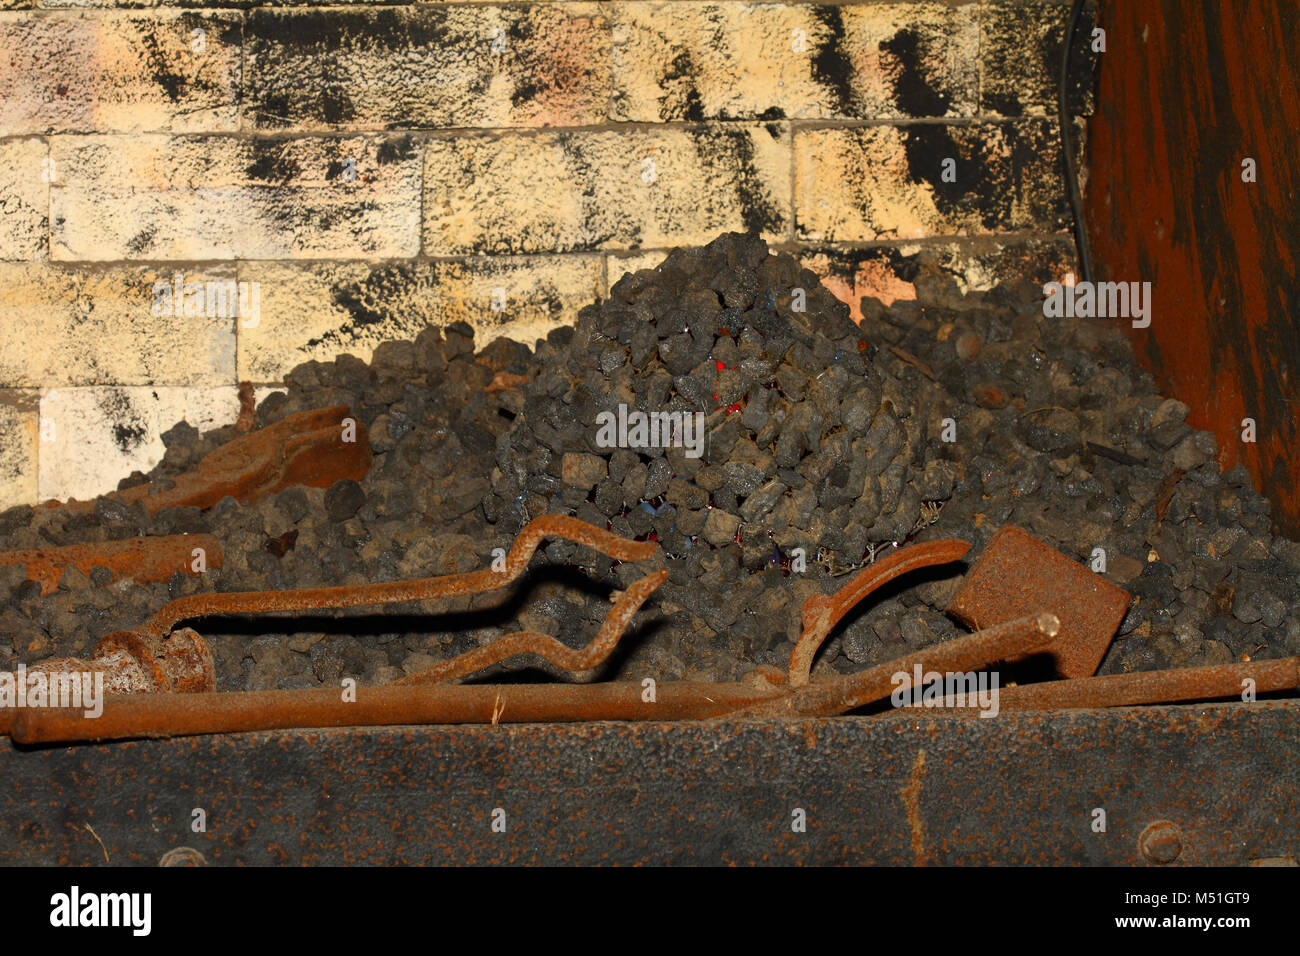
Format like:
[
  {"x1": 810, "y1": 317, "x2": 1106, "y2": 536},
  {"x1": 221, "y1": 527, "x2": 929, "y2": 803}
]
[{"x1": 947, "y1": 524, "x2": 1131, "y2": 678}]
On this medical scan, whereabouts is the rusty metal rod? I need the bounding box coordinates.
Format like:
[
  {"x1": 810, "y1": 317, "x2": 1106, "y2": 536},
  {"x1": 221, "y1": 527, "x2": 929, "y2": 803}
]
[
  {"x1": 788, "y1": 538, "x2": 970, "y2": 686},
  {"x1": 15, "y1": 618, "x2": 1291, "y2": 744},
  {"x1": 988, "y1": 657, "x2": 1299, "y2": 710},
  {"x1": 0, "y1": 627, "x2": 215, "y2": 737},
  {"x1": 128, "y1": 514, "x2": 658, "y2": 640},
  {"x1": 394, "y1": 569, "x2": 669, "y2": 684},
  {"x1": 8, "y1": 679, "x2": 786, "y2": 744},
  {"x1": 741, "y1": 611, "x2": 1062, "y2": 718}
]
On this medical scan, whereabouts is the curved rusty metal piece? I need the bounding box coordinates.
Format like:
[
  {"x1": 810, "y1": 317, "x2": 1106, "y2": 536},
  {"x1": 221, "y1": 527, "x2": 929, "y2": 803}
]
[
  {"x1": 753, "y1": 611, "x2": 1061, "y2": 718},
  {"x1": 123, "y1": 514, "x2": 659, "y2": 640},
  {"x1": 787, "y1": 538, "x2": 971, "y2": 687},
  {"x1": 395, "y1": 569, "x2": 669, "y2": 685}
]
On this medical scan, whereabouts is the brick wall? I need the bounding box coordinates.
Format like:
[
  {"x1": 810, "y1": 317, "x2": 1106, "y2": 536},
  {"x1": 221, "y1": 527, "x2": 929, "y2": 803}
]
[{"x1": 0, "y1": 0, "x2": 1094, "y2": 509}]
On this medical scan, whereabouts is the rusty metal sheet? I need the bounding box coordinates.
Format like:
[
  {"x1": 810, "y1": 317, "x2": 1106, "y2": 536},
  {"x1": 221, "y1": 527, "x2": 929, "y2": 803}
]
[
  {"x1": 41, "y1": 406, "x2": 372, "y2": 516},
  {"x1": 947, "y1": 525, "x2": 1130, "y2": 677},
  {"x1": 2, "y1": 702, "x2": 1297, "y2": 865},
  {"x1": 0, "y1": 534, "x2": 222, "y2": 595},
  {"x1": 1086, "y1": 0, "x2": 1300, "y2": 537}
]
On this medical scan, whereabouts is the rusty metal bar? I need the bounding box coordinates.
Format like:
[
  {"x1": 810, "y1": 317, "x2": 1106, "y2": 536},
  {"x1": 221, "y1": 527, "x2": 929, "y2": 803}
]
[
  {"x1": 788, "y1": 539, "x2": 970, "y2": 686},
  {"x1": 992, "y1": 658, "x2": 1300, "y2": 710},
  {"x1": 122, "y1": 514, "x2": 658, "y2": 641},
  {"x1": 12, "y1": 614, "x2": 1294, "y2": 744},
  {"x1": 395, "y1": 569, "x2": 669, "y2": 684},
  {"x1": 744, "y1": 611, "x2": 1062, "y2": 718},
  {"x1": 0, "y1": 534, "x2": 221, "y2": 595},
  {"x1": 8, "y1": 679, "x2": 785, "y2": 745},
  {"x1": 6, "y1": 612, "x2": 1054, "y2": 742}
]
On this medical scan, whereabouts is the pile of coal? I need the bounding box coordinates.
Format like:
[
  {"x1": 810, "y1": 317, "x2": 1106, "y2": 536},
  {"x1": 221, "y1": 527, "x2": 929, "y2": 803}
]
[
  {"x1": 483, "y1": 233, "x2": 949, "y2": 679},
  {"x1": 0, "y1": 231, "x2": 1297, "y2": 692}
]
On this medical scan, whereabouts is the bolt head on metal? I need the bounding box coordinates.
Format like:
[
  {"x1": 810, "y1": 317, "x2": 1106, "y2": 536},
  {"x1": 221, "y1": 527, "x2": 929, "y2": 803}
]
[
  {"x1": 159, "y1": 847, "x2": 208, "y2": 867},
  {"x1": 1139, "y1": 820, "x2": 1183, "y2": 865}
]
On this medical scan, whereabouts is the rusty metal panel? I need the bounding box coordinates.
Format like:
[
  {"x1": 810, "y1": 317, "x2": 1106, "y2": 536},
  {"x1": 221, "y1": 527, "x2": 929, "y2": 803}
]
[
  {"x1": 947, "y1": 525, "x2": 1129, "y2": 678},
  {"x1": 2, "y1": 703, "x2": 1297, "y2": 866},
  {"x1": 1086, "y1": 1, "x2": 1300, "y2": 535}
]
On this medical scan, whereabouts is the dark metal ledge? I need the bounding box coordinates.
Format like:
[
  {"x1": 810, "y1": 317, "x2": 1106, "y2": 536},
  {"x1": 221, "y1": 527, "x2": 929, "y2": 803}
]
[{"x1": 2, "y1": 702, "x2": 1296, "y2": 865}]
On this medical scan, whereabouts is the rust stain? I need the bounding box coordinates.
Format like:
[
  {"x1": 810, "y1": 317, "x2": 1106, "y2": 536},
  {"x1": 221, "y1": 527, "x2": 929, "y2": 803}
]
[
  {"x1": 902, "y1": 749, "x2": 929, "y2": 866},
  {"x1": 1153, "y1": 468, "x2": 1186, "y2": 522},
  {"x1": 234, "y1": 381, "x2": 256, "y2": 434},
  {"x1": 485, "y1": 370, "x2": 529, "y2": 394}
]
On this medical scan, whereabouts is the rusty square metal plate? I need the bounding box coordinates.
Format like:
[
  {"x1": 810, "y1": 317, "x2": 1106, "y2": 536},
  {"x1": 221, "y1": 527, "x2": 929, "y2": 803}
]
[{"x1": 946, "y1": 525, "x2": 1131, "y2": 678}]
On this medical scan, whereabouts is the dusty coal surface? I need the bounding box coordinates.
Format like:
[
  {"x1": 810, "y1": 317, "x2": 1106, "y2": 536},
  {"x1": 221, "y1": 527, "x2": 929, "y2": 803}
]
[{"x1": 2, "y1": 232, "x2": 1298, "y2": 692}]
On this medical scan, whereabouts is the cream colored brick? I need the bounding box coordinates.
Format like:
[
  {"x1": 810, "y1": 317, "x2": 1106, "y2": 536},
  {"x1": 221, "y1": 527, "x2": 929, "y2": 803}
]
[
  {"x1": 794, "y1": 121, "x2": 1065, "y2": 242},
  {"x1": 613, "y1": 2, "x2": 977, "y2": 122},
  {"x1": 981, "y1": 0, "x2": 1097, "y2": 117},
  {"x1": 50, "y1": 134, "x2": 423, "y2": 260},
  {"x1": 0, "y1": 10, "x2": 242, "y2": 134},
  {"x1": 0, "y1": 263, "x2": 235, "y2": 387},
  {"x1": 429, "y1": 255, "x2": 603, "y2": 349},
  {"x1": 0, "y1": 138, "x2": 48, "y2": 260},
  {"x1": 38, "y1": 384, "x2": 237, "y2": 503},
  {"x1": 237, "y1": 254, "x2": 603, "y2": 382},
  {"x1": 0, "y1": 389, "x2": 39, "y2": 510},
  {"x1": 247, "y1": 4, "x2": 610, "y2": 131},
  {"x1": 424, "y1": 125, "x2": 790, "y2": 255}
]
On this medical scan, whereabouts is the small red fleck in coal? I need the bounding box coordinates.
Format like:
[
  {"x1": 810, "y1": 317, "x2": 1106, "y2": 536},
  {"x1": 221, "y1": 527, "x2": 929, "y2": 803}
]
[{"x1": 265, "y1": 529, "x2": 299, "y2": 557}]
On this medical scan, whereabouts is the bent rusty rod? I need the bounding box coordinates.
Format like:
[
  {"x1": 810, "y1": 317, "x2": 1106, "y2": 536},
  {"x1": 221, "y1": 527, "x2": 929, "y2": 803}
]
[
  {"x1": 788, "y1": 539, "x2": 971, "y2": 686},
  {"x1": 127, "y1": 514, "x2": 658, "y2": 640},
  {"x1": 395, "y1": 568, "x2": 669, "y2": 685}
]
